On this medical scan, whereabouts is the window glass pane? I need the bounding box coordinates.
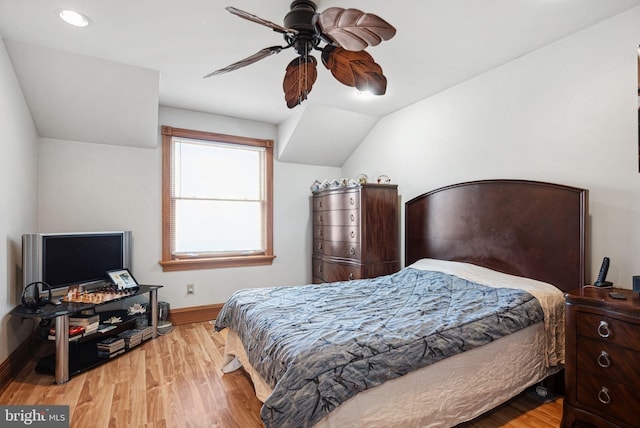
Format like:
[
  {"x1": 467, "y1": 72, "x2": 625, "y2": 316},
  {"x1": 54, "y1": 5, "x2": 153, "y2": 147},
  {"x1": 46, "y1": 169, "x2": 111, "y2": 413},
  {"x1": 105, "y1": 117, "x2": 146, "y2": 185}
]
[
  {"x1": 161, "y1": 126, "x2": 273, "y2": 270},
  {"x1": 174, "y1": 140, "x2": 262, "y2": 200},
  {"x1": 174, "y1": 199, "x2": 263, "y2": 253}
]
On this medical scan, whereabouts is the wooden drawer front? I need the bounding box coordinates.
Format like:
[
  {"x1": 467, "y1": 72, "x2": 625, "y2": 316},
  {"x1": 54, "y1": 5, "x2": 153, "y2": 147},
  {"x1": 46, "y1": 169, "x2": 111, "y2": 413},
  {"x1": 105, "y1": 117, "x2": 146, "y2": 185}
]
[
  {"x1": 314, "y1": 209, "x2": 359, "y2": 226},
  {"x1": 576, "y1": 373, "x2": 639, "y2": 426},
  {"x1": 576, "y1": 337, "x2": 640, "y2": 387},
  {"x1": 576, "y1": 312, "x2": 640, "y2": 352},
  {"x1": 313, "y1": 226, "x2": 359, "y2": 242},
  {"x1": 313, "y1": 240, "x2": 360, "y2": 259},
  {"x1": 324, "y1": 261, "x2": 362, "y2": 282},
  {"x1": 312, "y1": 258, "x2": 362, "y2": 283},
  {"x1": 313, "y1": 191, "x2": 359, "y2": 212}
]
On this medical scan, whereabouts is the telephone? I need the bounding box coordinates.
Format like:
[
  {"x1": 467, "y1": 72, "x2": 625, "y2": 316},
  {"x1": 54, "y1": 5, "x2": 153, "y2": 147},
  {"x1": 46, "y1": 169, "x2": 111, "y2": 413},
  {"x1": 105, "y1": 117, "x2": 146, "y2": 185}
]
[{"x1": 594, "y1": 257, "x2": 613, "y2": 287}]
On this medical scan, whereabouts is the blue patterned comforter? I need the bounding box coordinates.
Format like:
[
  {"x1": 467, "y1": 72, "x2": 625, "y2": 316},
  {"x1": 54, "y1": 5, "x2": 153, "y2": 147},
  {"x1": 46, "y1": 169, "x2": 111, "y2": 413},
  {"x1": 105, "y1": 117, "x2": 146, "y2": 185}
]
[{"x1": 215, "y1": 267, "x2": 544, "y2": 428}]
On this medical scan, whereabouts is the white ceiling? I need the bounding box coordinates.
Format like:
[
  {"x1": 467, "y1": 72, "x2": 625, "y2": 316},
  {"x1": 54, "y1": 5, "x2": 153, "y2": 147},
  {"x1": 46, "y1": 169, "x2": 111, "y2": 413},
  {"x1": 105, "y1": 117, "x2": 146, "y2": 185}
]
[{"x1": 1, "y1": 0, "x2": 639, "y2": 164}]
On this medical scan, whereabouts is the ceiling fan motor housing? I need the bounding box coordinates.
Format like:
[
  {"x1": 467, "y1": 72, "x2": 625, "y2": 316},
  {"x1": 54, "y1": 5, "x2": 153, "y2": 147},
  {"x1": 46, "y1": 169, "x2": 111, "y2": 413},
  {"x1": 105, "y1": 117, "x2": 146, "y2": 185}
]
[{"x1": 284, "y1": 0, "x2": 319, "y2": 56}]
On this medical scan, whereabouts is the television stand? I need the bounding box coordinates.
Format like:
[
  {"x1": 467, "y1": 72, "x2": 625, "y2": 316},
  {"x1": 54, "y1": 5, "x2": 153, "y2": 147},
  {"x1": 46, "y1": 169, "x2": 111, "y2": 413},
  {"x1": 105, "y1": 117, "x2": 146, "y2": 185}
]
[{"x1": 11, "y1": 284, "x2": 161, "y2": 384}]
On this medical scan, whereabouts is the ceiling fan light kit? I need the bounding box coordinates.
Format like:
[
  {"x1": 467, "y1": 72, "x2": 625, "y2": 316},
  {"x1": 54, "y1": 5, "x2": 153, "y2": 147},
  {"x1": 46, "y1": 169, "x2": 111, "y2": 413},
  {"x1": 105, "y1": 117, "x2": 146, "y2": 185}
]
[{"x1": 205, "y1": 1, "x2": 396, "y2": 108}]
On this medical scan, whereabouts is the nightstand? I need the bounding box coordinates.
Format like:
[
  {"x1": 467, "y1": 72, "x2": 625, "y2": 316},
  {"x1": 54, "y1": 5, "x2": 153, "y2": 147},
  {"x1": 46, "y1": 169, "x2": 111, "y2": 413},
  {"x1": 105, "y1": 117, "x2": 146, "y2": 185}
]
[{"x1": 562, "y1": 287, "x2": 640, "y2": 428}]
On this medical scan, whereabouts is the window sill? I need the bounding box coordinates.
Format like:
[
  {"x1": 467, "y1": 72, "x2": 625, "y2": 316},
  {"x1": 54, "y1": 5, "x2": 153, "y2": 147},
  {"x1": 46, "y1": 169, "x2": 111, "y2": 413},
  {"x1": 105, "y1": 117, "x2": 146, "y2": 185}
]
[{"x1": 159, "y1": 255, "x2": 276, "y2": 272}]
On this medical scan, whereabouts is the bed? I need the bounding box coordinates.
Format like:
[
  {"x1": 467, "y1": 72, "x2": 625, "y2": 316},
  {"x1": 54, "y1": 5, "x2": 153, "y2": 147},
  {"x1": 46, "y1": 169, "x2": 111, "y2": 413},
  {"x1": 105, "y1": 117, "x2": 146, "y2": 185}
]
[{"x1": 214, "y1": 179, "x2": 588, "y2": 428}]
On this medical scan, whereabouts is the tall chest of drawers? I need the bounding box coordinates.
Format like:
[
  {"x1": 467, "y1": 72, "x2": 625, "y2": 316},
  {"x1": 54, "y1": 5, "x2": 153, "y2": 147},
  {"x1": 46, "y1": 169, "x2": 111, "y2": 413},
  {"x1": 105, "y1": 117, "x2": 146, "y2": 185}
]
[
  {"x1": 563, "y1": 287, "x2": 640, "y2": 428},
  {"x1": 312, "y1": 184, "x2": 399, "y2": 283}
]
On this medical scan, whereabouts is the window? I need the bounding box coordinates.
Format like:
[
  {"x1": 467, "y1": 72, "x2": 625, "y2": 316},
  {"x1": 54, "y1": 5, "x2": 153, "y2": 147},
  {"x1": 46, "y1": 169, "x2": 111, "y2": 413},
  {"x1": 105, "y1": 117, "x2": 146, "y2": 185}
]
[{"x1": 160, "y1": 126, "x2": 275, "y2": 271}]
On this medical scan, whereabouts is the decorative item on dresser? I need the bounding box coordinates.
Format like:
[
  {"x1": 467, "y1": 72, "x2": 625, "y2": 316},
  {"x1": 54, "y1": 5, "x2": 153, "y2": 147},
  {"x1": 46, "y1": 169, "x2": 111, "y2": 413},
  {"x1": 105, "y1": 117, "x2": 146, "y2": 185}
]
[
  {"x1": 563, "y1": 287, "x2": 640, "y2": 428},
  {"x1": 312, "y1": 183, "x2": 399, "y2": 283}
]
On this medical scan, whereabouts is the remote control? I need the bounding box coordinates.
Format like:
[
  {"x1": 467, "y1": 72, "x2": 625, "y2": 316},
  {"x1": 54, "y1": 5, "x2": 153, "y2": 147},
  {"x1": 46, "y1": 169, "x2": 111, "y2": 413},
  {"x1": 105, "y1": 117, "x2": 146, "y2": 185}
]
[{"x1": 609, "y1": 292, "x2": 627, "y2": 300}]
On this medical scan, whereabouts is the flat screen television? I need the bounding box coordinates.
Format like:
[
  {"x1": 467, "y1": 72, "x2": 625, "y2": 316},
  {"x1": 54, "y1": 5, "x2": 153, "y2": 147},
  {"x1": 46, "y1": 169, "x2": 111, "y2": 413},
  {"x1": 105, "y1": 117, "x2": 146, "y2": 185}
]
[{"x1": 22, "y1": 231, "x2": 132, "y2": 291}]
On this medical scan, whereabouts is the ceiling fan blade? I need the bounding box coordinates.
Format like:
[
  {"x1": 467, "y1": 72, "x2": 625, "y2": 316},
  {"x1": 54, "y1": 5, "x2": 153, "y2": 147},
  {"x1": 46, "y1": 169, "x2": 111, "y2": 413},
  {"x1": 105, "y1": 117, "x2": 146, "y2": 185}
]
[
  {"x1": 283, "y1": 55, "x2": 318, "y2": 109},
  {"x1": 316, "y1": 7, "x2": 396, "y2": 52},
  {"x1": 321, "y1": 46, "x2": 387, "y2": 95},
  {"x1": 226, "y1": 6, "x2": 298, "y2": 35},
  {"x1": 203, "y1": 46, "x2": 284, "y2": 78}
]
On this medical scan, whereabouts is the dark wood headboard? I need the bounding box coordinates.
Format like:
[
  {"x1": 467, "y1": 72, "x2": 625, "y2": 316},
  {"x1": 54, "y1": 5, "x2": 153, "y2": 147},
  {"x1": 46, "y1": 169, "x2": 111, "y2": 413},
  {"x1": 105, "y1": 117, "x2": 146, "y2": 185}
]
[{"x1": 405, "y1": 179, "x2": 588, "y2": 292}]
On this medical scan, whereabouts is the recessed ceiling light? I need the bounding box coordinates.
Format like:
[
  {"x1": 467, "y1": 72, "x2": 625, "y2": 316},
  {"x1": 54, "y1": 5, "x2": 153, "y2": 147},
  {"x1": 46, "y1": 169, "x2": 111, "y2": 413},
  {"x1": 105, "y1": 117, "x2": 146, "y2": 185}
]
[{"x1": 57, "y1": 9, "x2": 92, "y2": 27}]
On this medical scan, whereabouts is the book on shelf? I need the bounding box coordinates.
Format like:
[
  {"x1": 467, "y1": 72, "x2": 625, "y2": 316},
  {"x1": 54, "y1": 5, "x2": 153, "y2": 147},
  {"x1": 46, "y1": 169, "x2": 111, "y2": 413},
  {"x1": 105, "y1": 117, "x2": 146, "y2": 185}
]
[
  {"x1": 47, "y1": 325, "x2": 85, "y2": 341},
  {"x1": 48, "y1": 333, "x2": 83, "y2": 341},
  {"x1": 83, "y1": 322, "x2": 99, "y2": 335},
  {"x1": 118, "y1": 329, "x2": 143, "y2": 349},
  {"x1": 97, "y1": 336, "x2": 125, "y2": 351},
  {"x1": 97, "y1": 324, "x2": 117, "y2": 334},
  {"x1": 68, "y1": 314, "x2": 100, "y2": 326},
  {"x1": 141, "y1": 326, "x2": 154, "y2": 341},
  {"x1": 97, "y1": 342, "x2": 125, "y2": 358}
]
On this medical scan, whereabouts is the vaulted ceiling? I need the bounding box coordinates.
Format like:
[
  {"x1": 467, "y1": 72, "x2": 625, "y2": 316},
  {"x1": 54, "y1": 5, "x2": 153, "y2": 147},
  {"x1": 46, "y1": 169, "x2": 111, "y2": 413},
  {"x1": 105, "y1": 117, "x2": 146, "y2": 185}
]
[{"x1": 1, "y1": 0, "x2": 639, "y2": 166}]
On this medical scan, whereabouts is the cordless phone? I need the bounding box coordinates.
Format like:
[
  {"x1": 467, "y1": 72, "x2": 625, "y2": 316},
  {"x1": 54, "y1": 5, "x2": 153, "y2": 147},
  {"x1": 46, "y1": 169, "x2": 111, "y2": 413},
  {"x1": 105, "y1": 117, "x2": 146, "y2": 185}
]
[{"x1": 594, "y1": 257, "x2": 613, "y2": 287}]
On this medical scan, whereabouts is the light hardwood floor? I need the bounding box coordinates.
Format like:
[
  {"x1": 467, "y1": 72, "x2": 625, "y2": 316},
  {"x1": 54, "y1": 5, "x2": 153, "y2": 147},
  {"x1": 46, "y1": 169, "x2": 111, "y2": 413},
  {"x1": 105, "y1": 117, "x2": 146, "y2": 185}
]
[{"x1": 0, "y1": 322, "x2": 563, "y2": 427}]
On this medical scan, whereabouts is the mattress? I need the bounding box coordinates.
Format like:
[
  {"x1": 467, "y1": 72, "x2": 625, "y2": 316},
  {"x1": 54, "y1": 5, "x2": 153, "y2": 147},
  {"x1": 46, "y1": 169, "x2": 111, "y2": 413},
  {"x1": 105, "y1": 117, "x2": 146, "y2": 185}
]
[
  {"x1": 223, "y1": 322, "x2": 558, "y2": 427},
  {"x1": 217, "y1": 259, "x2": 565, "y2": 427}
]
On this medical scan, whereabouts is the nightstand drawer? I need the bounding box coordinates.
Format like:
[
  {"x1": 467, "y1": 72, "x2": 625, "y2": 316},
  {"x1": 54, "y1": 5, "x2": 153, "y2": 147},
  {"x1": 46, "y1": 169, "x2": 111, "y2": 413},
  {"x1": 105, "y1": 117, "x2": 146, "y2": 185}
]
[
  {"x1": 576, "y1": 337, "x2": 640, "y2": 387},
  {"x1": 576, "y1": 312, "x2": 640, "y2": 352},
  {"x1": 576, "y1": 372, "x2": 639, "y2": 427}
]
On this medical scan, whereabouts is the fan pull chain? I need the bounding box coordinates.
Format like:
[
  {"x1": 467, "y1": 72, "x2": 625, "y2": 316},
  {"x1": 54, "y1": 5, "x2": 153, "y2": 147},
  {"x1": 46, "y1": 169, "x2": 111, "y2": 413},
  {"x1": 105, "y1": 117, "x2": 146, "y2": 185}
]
[
  {"x1": 299, "y1": 56, "x2": 303, "y2": 105},
  {"x1": 304, "y1": 46, "x2": 308, "y2": 102},
  {"x1": 300, "y1": 45, "x2": 308, "y2": 105}
]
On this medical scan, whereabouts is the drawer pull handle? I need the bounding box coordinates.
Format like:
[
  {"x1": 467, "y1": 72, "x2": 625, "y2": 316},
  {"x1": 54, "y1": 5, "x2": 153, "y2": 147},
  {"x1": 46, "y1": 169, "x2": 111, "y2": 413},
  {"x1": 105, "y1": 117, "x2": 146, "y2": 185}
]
[
  {"x1": 318, "y1": 265, "x2": 323, "y2": 273},
  {"x1": 318, "y1": 243, "x2": 323, "y2": 250},
  {"x1": 348, "y1": 273, "x2": 354, "y2": 280},
  {"x1": 350, "y1": 214, "x2": 355, "y2": 222},
  {"x1": 598, "y1": 321, "x2": 611, "y2": 338},
  {"x1": 349, "y1": 197, "x2": 355, "y2": 205},
  {"x1": 598, "y1": 387, "x2": 611, "y2": 405},
  {"x1": 318, "y1": 229, "x2": 323, "y2": 237},
  {"x1": 319, "y1": 215, "x2": 323, "y2": 223},
  {"x1": 349, "y1": 247, "x2": 356, "y2": 255},
  {"x1": 597, "y1": 351, "x2": 611, "y2": 368},
  {"x1": 350, "y1": 231, "x2": 355, "y2": 238},
  {"x1": 319, "y1": 201, "x2": 322, "y2": 208}
]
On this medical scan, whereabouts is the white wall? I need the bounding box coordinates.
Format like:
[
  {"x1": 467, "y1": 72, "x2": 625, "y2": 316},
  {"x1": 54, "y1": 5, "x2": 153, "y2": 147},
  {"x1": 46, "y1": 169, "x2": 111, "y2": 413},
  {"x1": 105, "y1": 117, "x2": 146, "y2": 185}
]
[
  {"x1": 37, "y1": 106, "x2": 340, "y2": 309},
  {"x1": 342, "y1": 7, "x2": 640, "y2": 288},
  {"x1": 0, "y1": 38, "x2": 39, "y2": 361}
]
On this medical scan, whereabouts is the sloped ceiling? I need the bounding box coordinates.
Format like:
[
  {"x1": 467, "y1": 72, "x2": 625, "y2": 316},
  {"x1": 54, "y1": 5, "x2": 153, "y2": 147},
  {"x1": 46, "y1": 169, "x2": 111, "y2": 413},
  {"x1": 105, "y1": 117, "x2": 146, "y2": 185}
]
[
  {"x1": 1, "y1": 0, "x2": 640, "y2": 164},
  {"x1": 5, "y1": 40, "x2": 159, "y2": 148},
  {"x1": 278, "y1": 104, "x2": 378, "y2": 165}
]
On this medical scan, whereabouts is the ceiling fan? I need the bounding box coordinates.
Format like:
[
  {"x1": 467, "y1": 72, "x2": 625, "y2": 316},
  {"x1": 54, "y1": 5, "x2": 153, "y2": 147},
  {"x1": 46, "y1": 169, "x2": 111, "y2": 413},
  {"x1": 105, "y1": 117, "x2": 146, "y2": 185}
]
[{"x1": 204, "y1": 0, "x2": 396, "y2": 108}]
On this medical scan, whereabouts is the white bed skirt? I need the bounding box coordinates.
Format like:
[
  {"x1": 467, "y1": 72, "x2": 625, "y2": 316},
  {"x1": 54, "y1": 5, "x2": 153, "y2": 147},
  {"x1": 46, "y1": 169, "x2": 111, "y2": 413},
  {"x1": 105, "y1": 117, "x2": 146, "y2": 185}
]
[{"x1": 221, "y1": 321, "x2": 559, "y2": 428}]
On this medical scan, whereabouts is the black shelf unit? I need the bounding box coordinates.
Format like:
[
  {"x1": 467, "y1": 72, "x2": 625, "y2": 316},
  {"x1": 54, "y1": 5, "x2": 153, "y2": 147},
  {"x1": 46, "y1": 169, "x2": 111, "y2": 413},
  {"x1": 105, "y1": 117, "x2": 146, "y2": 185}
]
[
  {"x1": 35, "y1": 311, "x2": 150, "y2": 377},
  {"x1": 12, "y1": 285, "x2": 161, "y2": 384}
]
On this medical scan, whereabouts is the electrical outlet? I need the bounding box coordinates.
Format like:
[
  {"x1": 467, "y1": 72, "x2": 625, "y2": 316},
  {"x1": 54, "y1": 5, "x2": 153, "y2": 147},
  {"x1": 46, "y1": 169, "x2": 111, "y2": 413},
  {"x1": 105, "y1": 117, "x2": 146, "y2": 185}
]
[{"x1": 187, "y1": 283, "x2": 195, "y2": 295}]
